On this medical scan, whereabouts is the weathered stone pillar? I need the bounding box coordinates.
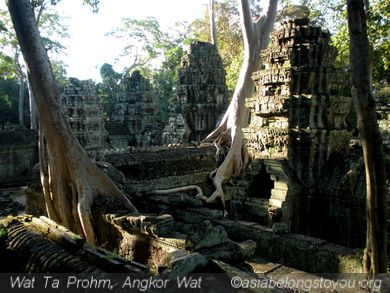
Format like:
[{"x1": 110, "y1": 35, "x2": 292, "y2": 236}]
[
  {"x1": 111, "y1": 71, "x2": 162, "y2": 147},
  {"x1": 173, "y1": 41, "x2": 229, "y2": 142},
  {"x1": 242, "y1": 18, "x2": 353, "y2": 231},
  {"x1": 61, "y1": 78, "x2": 106, "y2": 160}
]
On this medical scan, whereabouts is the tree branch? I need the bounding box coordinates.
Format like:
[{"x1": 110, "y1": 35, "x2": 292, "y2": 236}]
[
  {"x1": 209, "y1": 0, "x2": 217, "y2": 47},
  {"x1": 238, "y1": 0, "x2": 255, "y2": 47},
  {"x1": 259, "y1": 0, "x2": 278, "y2": 49}
]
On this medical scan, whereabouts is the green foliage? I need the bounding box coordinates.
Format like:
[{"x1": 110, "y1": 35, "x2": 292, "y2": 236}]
[
  {"x1": 189, "y1": 0, "x2": 264, "y2": 94},
  {"x1": 98, "y1": 63, "x2": 120, "y2": 119},
  {"x1": 225, "y1": 50, "x2": 243, "y2": 92},
  {"x1": 39, "y1": 12, "x2": 69, "y2": 55},
  {"x1": 152, "y1": 71, "x2": 174, "y2": 121},
  {"x1": 0, "y1": 2, "x2": 68, "y2": 126},
  {"x1": 0, "y1": 53, "x2": 17, "y2": 79},
  {"x1": 0, "y1": 77, "x2": 19, "y2": 125},
  {"x1": 52, "y1": 60, "x2": 68, "y2": 92},
  {"x1": 0, "y1": 9, "x2": 20, "y2": 78},
  {"x1": 331, "y1": 23, "x2": 350, "y2": 68},
  {"x1": 368, "y1": 0, "x2": 390, "y2": 82},
  {"x1": 31, "y1": 0, "x2": 62, "y2": 8},
  {"x1": 375, "y1": 86, "x2": 390, "y2": 103},
  {"x1": 0, "y1": 225, "x2": 6, "y2": 239},
  {"x1": 299, "y1": 0, "x2": 389, "y2": 85},
  {"x1": 107, "y1": 17, "x2": 169, "y2": 74},
  {"x1": 105, "y1": 18, "x2": 192, "y2": 120},
  {"x1": 189, "y1": 0, "x2": 246, "y2": 94},
  {"x1": 152, "y1": 38, "x2": 185, "y2": 121},
  {"x1": 82, "y1": 0, "x2": 99, "y2": 13},
  {"x1": 276, "y1": 4, "x2": 310, "y2": 22}
]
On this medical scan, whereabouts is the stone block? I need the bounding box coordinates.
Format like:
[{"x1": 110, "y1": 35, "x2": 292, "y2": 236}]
[
  {"x1": 212, "y1": 219, "x2": 364, "y2": 273},
  {"x1": 165, "y1": 252, "x2": 208, "y2": 277},
  {"x1": 185, "y1": 220, "x2": 229, "y2": 251}
]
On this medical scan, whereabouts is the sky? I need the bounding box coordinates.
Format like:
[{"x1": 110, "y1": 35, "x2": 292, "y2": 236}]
[
  {"x1": 0, "y1": 0, "x2": 210, "y2": 82},
  {"x1": 53, "y1": 0, "x2": 210, "y2": 82}
]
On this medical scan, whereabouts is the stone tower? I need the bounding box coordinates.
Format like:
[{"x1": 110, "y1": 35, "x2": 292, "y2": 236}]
[
  {"x1": 176, "y1": 41, "x2": 229, "y2": 142},
  {"x1": 61, "y1": 78, "x2": 106, "y2": 160},
  {"x1": 111, "y1": 71, "x2": 161, "y2": 146},
  {"x1": 244, "y1": 18, "x2": 352, "y2": 187},
  {"x1": 225, "y1": 18, "x2": 354, "y2": 232}
]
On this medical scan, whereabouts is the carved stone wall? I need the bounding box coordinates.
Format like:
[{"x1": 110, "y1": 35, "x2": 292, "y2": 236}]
[
  {"x1": 104, "y1": 146, "x2": 216, "y2": 196},
  {"x1": 244, "y1": 18, "x2": 352, "y2": 182},
  {"x1": 0, "y1": 124, "x2": 38, "y2": 187},
  {"x1": 160, "y1": 114, "x2": 190, "y2": 145},
  {"x1": 235, "y1": 18, "x2": 355, "y2": 237},
  {"x1": 104, "y1": 121, "x2": 131, "y2": 150},
  {"x1": 111, "y1": 71, "x2": 162, "y2": 147},
  {"x1": 61, "y1": 78, "x2": 106, "y2": 160},
  {"x1": 173, "y1": 41, "x2": 229, "y2": 142}
]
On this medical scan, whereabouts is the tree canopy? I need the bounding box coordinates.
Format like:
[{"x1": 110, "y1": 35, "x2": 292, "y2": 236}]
[
  {"x1": 0, "y1": 1, "x2": 69, "y2": 127},
  {"x1": 296, "y1": 0, "x2": 389, "y2": 84}
]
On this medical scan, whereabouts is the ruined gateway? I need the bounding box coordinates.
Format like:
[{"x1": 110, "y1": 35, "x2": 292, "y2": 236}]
[{"x1": 1, "y1": 18, "x2": 390, "y2": 291}]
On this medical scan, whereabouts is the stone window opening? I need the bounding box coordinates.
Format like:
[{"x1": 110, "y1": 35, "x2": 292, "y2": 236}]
[{"x1": 249, "y1": 165, "x2": 274, "y2": 199}]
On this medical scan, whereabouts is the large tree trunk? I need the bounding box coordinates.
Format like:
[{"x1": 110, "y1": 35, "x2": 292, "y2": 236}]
[
  {"x1": 18, "y1": 72, "x2": 25, "y2": 126},
  {"x1": 209, "y1": 0, "x2": 217, "y2": 47},
  {"x1": 347, "y1": 0, "x2": 387, "y2": 274},
  {"x1": 203, "y1": 0, "x2": 278, "y2": 207},
  {"x1": 7, "y1": 0, "x2": 138, "y2": 245},
  {"x1": 28, "y1": 79, "x2": 38, "y2": 130}
]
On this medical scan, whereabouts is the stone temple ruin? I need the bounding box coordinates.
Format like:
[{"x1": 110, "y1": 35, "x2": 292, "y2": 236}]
[
  {"x1": 109, "y1": 70, "x2": 162, "y2": 147},
  {"x1": 1, "y1": 17, "x2": 390, "y2": 288},
  {"x1": 162, "y1": 41, "x2": 229, "y2": 143},
  {"x1": 236, "y1": 18, "x2": 356, "y2": 243},
  {"x1": 61, "y1": 78, "x2": 107, "y2": 160},
  {"x1": 0, "y1": 124, "x2": 38, "y2": 187}
]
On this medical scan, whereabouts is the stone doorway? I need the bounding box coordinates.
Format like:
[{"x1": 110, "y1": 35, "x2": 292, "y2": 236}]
[{"x1": 248, "y1": 165, "x2": 274, "y2": 199}]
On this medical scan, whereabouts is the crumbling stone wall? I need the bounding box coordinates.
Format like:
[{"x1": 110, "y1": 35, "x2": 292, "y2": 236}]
[
  {"x1": 165, "y1": 42, "x2": 229, "y2": 143},
  {"x1": 111, "y1": 71, "x2": 162, "y2": 147},
  {"x1": 244, "y1": 18, "x2": 352, "y2": 185},
  {"x1": 230, "y1": 18, "x2": 353, "y2": 233},
  {"x1": 0, "y1": 124, "x2": 38, "y2": 187},
  {"x1": 221, "y1": 18, "x2": 371, "y2": 249},
  {"x1": 104, "y1": 146, "x2": 216, "y2": 196},
  {"x1": 61, "y1": 78, "x2": 106, "y2": 160},
  {"x1": 161, "y1": 114, "x2": 190, "y2": 145},
  {"x1": 213, "y1": 218, "x2": 364, "y2": 274}
]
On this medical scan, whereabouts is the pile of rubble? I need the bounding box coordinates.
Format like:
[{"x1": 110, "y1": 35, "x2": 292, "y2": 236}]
[{"x1": 0, "y1": 190, "x2": 25, "y2": 217}]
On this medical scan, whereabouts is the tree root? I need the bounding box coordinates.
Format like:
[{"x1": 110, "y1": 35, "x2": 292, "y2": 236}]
[
  {"x1": 155, "y1": 184, "x2": 227, "y2": 216},
  {"x1": 155, "y1": 185, "x2": 205, "y2": 200},
  {"x1": 77, "y1": 190, "x2": 96, "y2": 245},
  {"x1": 204, "y1": 127, "x2": 248, "y2": 206}
]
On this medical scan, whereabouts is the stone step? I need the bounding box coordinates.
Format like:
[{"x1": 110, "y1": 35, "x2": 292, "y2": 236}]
[
  {"x1": 269, "y1": 198, "x2": 283, "y2": 208},
  {"x1": 105, "y1": 213, "x2": 175, "y2": 237},
  {"x1": 265, "y1": 167, "x2": 287, "y2": 179},
  {"x1": 271, "y1": 188, "x2": 288, "y2": 199},
  {"x1": 233, "y1": 179, "x2": 252, "y2": 188},
  {"x1": 225, "y1": 186, "x2": 248, "y2": 197},
  {"x1": 187, "y1": 207, "x2": 224, "y2": 219},
  {"x1": 274, "y1": 181, "x2": 289, "y2": 190},
  {"x1": 244, "y1": 200, "x2": 269, "y2": 217}
]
